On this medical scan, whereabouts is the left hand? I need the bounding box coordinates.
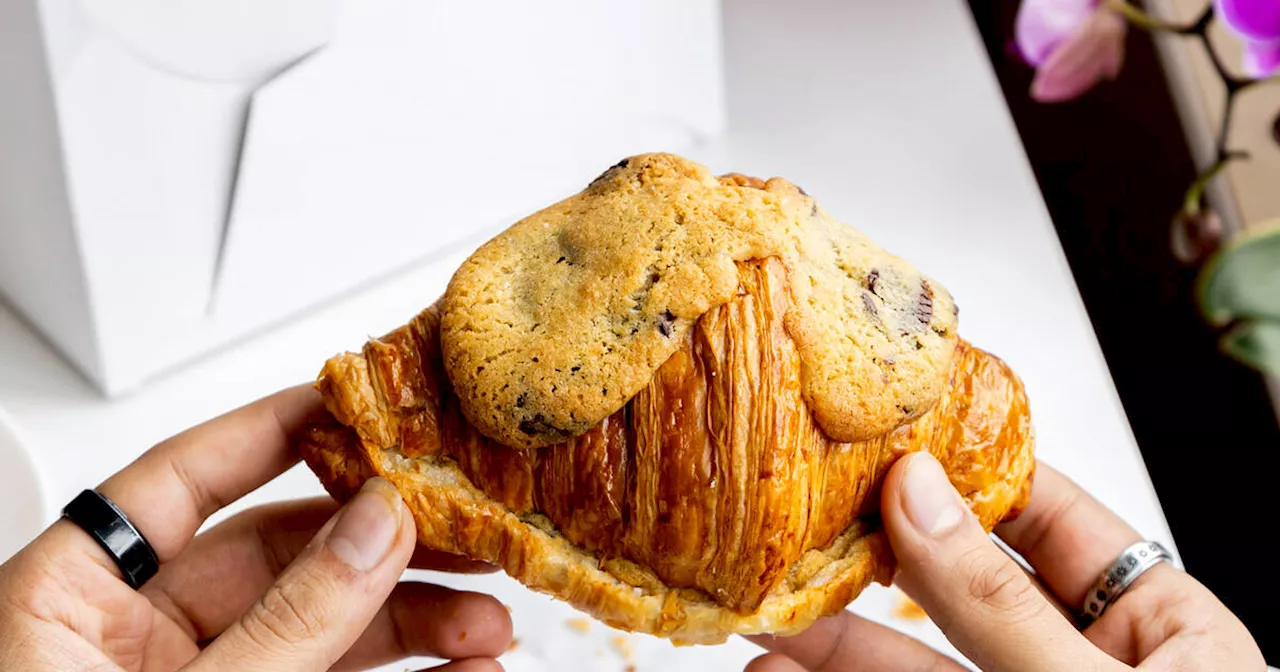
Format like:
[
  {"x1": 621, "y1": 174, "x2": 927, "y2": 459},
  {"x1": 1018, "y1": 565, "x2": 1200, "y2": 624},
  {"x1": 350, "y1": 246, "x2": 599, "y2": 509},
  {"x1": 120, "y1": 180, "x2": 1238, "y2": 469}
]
[{"x1": 0, "y1": 386, "x2": 513, "y2": 671}]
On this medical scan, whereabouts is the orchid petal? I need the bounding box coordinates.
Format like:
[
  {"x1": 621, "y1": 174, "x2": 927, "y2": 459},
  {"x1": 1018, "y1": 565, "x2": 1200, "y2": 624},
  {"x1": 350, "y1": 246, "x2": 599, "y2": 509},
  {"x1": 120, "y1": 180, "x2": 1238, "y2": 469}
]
[
  {"x1": 1215, "y1": 0, "x2": 1280, "y2": 43},
  {"x1": 1016, "y1": 0, "x2": 1097, "y2": 66},
  {"x1": 1031, "y1": 8, "x2": 1127, "y2": 102},
  {"x1": 1242, "y1": 39, "x2": 1280, "y2": 78}
]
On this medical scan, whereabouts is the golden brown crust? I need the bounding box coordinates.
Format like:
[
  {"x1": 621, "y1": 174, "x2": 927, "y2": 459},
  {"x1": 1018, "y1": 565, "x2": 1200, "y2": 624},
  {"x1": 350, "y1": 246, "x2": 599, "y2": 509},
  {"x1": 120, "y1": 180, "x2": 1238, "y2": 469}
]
[
  {"x1": 303, "y1": 261, "x2": 1034, "y2": 643},
  {"x1": 440, "y1": 153, "x2": 958, "y2": 449},
  {"x1": 301, "y1": 420, "x2": 897, "y2": 644}
]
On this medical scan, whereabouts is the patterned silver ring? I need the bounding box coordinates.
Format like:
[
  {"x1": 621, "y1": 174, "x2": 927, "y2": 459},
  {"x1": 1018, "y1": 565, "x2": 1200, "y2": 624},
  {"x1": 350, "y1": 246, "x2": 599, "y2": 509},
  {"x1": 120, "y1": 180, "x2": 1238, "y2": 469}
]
[{"x1": 1079, "y1": 540, "x2": 1173, "y2": 626}]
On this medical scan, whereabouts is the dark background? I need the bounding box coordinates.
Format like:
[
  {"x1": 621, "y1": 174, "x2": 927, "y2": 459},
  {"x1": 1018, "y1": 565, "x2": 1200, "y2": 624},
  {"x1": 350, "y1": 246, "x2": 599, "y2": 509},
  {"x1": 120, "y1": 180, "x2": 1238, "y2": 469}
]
[{"x1": 965, "y1": 0, "x2": 1279, "y2": 663}]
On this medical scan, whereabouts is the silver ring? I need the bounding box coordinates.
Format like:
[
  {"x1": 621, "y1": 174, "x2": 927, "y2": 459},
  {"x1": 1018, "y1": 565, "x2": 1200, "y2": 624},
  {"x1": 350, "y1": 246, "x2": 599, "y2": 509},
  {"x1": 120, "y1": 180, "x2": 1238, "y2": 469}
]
[{"x1": 1079, "y1": 540, "x2": 1173, "y2": 626}]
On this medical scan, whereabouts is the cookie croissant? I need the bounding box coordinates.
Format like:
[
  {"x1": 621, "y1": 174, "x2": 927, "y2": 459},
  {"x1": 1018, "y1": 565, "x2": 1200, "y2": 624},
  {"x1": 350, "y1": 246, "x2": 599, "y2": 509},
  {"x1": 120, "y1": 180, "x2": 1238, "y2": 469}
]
[
  {"x1": 299, "y1": 155, "x2": 1034, "y2": 645},
  {"x1": 302, "y1": 154, "x2": 1039, "y2": 642}
]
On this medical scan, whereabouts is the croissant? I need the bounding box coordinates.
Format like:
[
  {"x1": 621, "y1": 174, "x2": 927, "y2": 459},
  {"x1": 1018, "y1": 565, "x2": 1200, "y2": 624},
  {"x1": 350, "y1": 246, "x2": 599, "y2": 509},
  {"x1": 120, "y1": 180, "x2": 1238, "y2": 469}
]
[{"x1": 299, "y1": 155, "x2": 1035, "y2": 645}]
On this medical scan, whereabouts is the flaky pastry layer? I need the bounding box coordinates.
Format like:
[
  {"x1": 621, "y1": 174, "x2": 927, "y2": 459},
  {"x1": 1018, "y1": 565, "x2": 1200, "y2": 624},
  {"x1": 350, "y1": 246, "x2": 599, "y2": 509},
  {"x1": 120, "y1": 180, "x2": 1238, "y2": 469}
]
[{"x1": 300, "y1": 258, "x2": 1034, "y2": 644}]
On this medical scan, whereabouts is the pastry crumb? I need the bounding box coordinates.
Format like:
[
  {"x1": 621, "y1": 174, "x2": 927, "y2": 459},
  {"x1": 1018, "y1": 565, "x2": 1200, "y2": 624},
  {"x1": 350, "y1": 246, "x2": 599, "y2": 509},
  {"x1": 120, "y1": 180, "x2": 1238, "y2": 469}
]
[
  {"x1": 566, "y1": 617, "x2": 593, "y2": 634},
  {"x1": 894, "y1": 592, "x2": 928, "y2": 621},
  {"x1": 610, "y1": 635, "x2": 635, "y2": 661},
  {"x1": 506, "y1": 638, "x2": 520, "y2": 652}
]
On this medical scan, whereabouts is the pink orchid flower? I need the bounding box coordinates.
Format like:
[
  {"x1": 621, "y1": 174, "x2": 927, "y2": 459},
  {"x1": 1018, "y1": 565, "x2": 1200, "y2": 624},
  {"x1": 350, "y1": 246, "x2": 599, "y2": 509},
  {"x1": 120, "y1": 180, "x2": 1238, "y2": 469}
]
[
  {"x1": 1216, "y1": 0, "x2": 1280, "y2": 78},
  {"x1": 1015, "y1": 0, "x2": 1128, "y2": 102}
]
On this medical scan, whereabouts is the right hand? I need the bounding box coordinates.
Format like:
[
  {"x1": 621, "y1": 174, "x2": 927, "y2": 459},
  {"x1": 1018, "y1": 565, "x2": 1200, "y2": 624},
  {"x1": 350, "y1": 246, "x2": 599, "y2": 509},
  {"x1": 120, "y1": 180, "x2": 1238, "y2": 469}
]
[{"x1": 746, "y1": 454, "x2": 1265, "y2": 671}]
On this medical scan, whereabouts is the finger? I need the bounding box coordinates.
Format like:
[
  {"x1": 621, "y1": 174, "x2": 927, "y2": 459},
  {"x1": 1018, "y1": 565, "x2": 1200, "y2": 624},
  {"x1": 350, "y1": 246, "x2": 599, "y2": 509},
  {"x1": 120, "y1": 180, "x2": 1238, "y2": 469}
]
[
  {"x1": 744, "y1": 652, "x2": 806, "y2": 672},
  {"x1": 1087, "y1": 563, "x2": 1265, "y2": 668},
  {"x1": 994, "y1": 463, "x2": 1264, "y2": 669},
  {"x1": 97, "y1": 385, "x2": 325, "y2": 563},
  {"x1": 187, "y1": 477, "x2": 415, "y2": 672},
  {"x1": 883, "y1": 452, "x2": 1113, "y2": 672},
  {"x1": 333, "y1": 583, "x2": 512, "y2": 671},
  {"x1": 413, "y1": 659, "x2": 505, "y2": 672},
  {"x1": 994, "y1": 463, "x2": 1140, "y2": 611},
  {"x1": 409, "y1": 547, "x2": 500, "y2": 575},
  {"x1": 745, "y1": 610, "x2": 966, "y2": 672},
  {"x1": 144, "y1": 497, "x2": 496, "y2": 641}
]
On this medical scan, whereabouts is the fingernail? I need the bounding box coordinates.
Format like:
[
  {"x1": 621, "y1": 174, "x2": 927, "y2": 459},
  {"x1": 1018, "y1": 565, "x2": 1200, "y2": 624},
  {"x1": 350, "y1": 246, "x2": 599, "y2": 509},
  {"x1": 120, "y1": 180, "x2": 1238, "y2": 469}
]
[
  {"x1": 900, "y1": 453, "x2": 965, "y2": 538},
  {"x1": 327, "y1": 477, "x2": 403, "y2": 571}
]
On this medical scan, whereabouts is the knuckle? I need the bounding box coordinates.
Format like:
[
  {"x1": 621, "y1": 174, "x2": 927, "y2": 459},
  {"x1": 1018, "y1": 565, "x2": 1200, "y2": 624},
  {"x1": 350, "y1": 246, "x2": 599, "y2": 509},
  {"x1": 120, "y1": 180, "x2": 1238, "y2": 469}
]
[
  {"x1": 243, "y1": 578, "x2": 327, "y2": 648},
  {"x1": 811, "y1": 614, "x2": 852, "y2": 672},
  {"x1": 910, "y1": 657, "x2": 953, "y2": 672},
  {"x1": 168, "y1": 454, "x2": 224, "y2": 521},
  {"x1": 1123, "y1": 569, "x2": 1209, "y2": 636},
  {"x1": 3, "y1": 566, "x2": 51, "y2": 616},
  {"x1": 959, "y1": 547, "x2": 1045, "y2": 623},
  {"x1": 253, "y1": 515, "x2": 297, "y2": 577},
  {"x1": 1017, "y1": 487, "x2": 1082, "y2": 560},
  {"x1": 8, "y1": 547, "x2": 98, "y2": 619}
]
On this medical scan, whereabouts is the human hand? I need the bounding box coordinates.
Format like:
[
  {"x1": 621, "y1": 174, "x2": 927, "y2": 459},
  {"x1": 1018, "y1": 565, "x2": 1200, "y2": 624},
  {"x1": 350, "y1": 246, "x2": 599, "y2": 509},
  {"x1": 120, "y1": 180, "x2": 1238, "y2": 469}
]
[
  {"x1": 0, "y1": 386, "x2": 512, "y2": 672},
  {"x1": 747, "y1": 453, "x2": 1264, "y2": 671}
]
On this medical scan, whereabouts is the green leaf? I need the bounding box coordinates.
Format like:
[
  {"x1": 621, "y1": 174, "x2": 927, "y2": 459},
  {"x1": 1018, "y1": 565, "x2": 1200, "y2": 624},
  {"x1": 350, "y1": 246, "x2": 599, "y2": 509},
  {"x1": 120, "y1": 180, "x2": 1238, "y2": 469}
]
[
  {"x1": 1220, "y1": 320, "x2": 1280, "y2": 376},
  {"x1": 1197, "y1": 220, "x2": 1280, "y2": 326}
]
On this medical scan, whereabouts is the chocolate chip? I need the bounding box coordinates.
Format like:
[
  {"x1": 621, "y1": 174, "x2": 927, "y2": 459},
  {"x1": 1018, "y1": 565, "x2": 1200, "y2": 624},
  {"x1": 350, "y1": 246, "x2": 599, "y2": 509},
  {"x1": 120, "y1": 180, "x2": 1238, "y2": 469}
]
[
  {"x1": 556, "y1": 256, "x2": 566, "y2": 264},
  {"x1": 518, "y1": 414, "x2": 568, "y2": 438},
  {"x1": 658, "y1": 309, "x2": 676, "y2": 337},
  {"x1": 915, "y1": 282, "x2": 934, "y2": 324},
  {"x1": 867, "y1": 269, "x2": 880, "y2": 294},
  {"x1": 515, "y1": 393, "x2": 528, "y2": 409},
  {"x1": 796, "y1": 185, "x2": 809, "y2": 196},
  {"x1": 571, "y1": 365, "x2": 581, "y2": 373},
  {"x1": 589, "y1": 158, "x2": 631, "y2": 187},
  {"x1": 810, "y1": 202, "x2": 820, "y2": 217},
  {"x1": 602, "y1": 387, "x2": 608, "y2": 396},
  {"x1": 862, "y1": 292, "x2": 878, "y2": 317}
]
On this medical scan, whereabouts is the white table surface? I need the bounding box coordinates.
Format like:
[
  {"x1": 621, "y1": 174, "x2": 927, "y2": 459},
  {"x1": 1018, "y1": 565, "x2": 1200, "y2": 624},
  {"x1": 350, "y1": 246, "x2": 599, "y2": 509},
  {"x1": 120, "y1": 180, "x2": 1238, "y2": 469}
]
[{"x1": 0, "y1": 0, "x2": 1175, "y2": 670}]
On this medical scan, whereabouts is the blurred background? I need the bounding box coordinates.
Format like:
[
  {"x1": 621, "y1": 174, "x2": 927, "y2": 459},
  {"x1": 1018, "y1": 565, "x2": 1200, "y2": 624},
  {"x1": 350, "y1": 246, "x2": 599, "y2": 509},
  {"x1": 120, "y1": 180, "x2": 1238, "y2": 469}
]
[
  {"x1": 969, "y1": 0, "x2": 1279, "y2": 662},
  {"x1": 1, "y1": 0, "x2": 1276, "y2": 668}
]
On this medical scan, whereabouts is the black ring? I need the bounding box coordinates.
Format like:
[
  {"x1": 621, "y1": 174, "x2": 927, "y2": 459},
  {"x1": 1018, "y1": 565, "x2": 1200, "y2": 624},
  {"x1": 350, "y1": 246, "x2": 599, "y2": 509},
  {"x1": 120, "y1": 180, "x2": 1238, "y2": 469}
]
[{"x1": 62, "y1": 489, "x2": 159, "y2": 589}]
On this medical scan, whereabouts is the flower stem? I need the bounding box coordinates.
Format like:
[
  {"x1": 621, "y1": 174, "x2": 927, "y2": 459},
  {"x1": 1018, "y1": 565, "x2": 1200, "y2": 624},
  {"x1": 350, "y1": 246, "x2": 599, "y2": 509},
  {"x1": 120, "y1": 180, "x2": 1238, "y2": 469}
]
[
  {"x1": 1104, "y1": 0, "x2": 1198, "y2": 34},
  {"x1": 1184, "y1": 153, "x2": 1248, "y2": 215}
]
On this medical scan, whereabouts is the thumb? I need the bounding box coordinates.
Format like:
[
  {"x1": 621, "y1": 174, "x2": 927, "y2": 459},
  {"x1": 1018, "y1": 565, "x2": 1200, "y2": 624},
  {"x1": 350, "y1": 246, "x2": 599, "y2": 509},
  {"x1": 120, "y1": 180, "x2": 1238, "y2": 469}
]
[
  {"x1": 882, "y1": 453, "x2": 1111, "y2": 672},
  {"x1": 187, "y1": 477, "x2": 415, "y2": 672}
]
